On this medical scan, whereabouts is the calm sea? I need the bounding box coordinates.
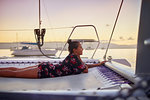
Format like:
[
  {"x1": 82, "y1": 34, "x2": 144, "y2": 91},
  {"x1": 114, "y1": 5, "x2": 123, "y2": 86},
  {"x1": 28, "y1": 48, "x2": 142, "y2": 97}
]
[{"x1": 0, "y1": 49, "x2": 137, "y2": 68}]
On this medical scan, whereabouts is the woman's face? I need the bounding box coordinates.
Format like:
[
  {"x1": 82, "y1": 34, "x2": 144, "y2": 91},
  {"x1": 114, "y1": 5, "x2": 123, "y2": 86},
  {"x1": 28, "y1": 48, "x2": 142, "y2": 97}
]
[{"x1": 73, "y1": 43, "x2": 83, "y2": 56}]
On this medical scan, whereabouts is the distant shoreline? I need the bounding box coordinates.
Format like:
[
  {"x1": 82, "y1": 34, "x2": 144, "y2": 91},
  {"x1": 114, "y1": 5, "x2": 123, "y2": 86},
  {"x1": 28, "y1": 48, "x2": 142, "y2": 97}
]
[{"x1": 0, "y1": 42, "x2": 137, "y2": 49}]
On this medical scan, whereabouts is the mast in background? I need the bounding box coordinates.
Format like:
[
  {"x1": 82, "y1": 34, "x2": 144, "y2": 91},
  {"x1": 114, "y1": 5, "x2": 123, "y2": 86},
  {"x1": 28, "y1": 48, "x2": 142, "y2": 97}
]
[
  {"x1": 39, "y1": 0, "x2": 41, "y2": 30},
  {"x1": 16, "y1": 33, "x2": 18, "y2": 50}
]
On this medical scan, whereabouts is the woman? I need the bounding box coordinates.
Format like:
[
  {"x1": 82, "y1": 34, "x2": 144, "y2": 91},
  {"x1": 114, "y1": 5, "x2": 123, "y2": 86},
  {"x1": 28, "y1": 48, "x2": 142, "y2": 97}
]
[{"x1": 0, "y1": 40, "x2": 106, "y2": 78}]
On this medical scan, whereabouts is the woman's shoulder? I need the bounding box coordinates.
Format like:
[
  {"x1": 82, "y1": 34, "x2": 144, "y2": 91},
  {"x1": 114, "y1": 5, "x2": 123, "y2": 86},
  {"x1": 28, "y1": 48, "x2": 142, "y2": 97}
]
[
  {"x1": 68, "y1": 53, "x2": 77, "y2": 58},
  {"x1": 62, "y1": 53, "x2": 78, "y2": 65},
  {"x1": 64, "y1": 53, "x2": 78, "y2": 61}
]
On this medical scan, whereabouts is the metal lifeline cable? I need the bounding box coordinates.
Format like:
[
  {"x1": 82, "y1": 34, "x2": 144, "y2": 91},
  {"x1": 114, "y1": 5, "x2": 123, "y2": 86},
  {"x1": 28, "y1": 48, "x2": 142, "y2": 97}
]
[
  {"x1": 0, "y1": 27, "x2": 73, "y2": 32},
  {"x1": 42, "y1": 0, "x2": 74, "y2": 30},
  {"x1": 34, "y1": 0, "x2": 73, "y2": 58},
  {"x1": 103, "y1": 0, "x2": 124, "y2": 60},
  {"x1": 0, "y1": 26, "x2": 74, "y2": 31},
  {"x1": 42, "y1": 0, "x2": 53, "y2": 29},
  {"x1": 47, "y1": 27, "x2": 74, "y2": 30},
  {"x1": 34, "y1": 28, "x2": 74, "y2": 59},
  {"x1": 34, "y1": 0, "x2": 50, "y2": 58},
  {"x1": 34, "y1": 0, "x2": 52, "y2": 58},
  {"x1": 0, "y1": 29, "x2": 33, "y2": 31},
  {"x1": 34, "y1": 31, "x2": 53, "y2": 58}
]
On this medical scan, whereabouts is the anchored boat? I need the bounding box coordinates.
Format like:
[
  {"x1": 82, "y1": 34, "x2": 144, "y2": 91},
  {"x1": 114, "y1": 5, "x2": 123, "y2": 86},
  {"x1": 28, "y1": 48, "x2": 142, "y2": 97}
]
[{"x1": 11, "y1": 46, "x2": 57, "y2": 56}]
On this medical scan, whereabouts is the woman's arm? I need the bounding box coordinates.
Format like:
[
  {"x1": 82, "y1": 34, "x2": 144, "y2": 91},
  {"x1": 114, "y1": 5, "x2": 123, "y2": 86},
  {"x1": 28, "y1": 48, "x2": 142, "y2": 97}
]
[
  {"x1": 82, "y1": 61, "x2": 106, "y2": 73},
  {"x1": 86, "y1": 61, "x2": 107, "y2": 68}
]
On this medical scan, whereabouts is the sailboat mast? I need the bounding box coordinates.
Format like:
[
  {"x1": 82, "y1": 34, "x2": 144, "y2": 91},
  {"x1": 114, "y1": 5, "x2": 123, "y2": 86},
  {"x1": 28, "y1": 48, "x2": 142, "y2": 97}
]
[{"x1": 39, "y1": 0, "x2": 41, "y2": 30}]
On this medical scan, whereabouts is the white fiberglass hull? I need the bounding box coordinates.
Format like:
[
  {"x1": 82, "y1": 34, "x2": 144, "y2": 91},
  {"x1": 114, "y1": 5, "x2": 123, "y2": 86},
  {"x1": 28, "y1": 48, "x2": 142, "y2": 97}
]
[{"x1": 11, "y1": 49, "x2": 57, "y2": 56}]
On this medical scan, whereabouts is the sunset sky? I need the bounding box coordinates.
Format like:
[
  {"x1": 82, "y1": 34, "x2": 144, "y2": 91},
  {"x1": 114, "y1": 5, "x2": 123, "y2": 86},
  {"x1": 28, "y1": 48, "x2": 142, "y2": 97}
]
[{"x1": 0, "y1": 0, "x2": 141, "y2": 45}]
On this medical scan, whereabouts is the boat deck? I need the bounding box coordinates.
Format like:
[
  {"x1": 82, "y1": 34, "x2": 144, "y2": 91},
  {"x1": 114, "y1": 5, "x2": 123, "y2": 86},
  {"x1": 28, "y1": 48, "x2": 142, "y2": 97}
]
[{"x1": 0, "y1": 58, "x2": 132, "y2": 93}]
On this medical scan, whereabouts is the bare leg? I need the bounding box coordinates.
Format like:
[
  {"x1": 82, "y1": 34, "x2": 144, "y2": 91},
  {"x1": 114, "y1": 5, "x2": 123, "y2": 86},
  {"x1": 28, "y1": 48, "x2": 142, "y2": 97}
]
[
  {"x1": 0, "y1": 67, "x2": 39, "y2": 78},
  {"x1": 0, "y1": 67, "x2": 18, "y2": 71},
  {"x1": 0, "y1": 65, "x2": 38, "y2": 71}
]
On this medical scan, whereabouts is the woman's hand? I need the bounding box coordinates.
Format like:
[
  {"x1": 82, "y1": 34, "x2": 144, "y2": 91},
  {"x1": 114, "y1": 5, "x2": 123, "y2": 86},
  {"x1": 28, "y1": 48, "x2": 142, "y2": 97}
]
[
  {"x1": 98, "y1": 61, "x2": 107, "y2": 66},
  {"x1": 86, "y1": 61, "x2": 108, "y2": 68}
]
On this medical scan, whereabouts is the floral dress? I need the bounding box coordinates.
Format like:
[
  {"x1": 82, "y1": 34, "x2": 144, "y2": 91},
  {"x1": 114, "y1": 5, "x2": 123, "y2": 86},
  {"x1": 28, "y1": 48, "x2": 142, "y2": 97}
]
[{"x1": 38, "y1": 53, "x2": 86, "y2": 78}]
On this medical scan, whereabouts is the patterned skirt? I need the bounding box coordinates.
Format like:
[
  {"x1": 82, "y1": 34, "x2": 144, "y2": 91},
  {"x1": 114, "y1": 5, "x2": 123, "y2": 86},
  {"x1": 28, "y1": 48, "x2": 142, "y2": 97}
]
[{"x1": 38, "y1": 62, "x2": 56, "y2": 78}]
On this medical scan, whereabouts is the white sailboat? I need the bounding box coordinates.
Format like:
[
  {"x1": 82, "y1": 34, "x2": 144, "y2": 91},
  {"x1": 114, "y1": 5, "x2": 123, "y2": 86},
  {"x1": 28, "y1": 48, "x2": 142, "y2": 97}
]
[
  {"x1": 11, "y1": 46, "x2": 57, "y2": 56},
  {"x1": 11, "y1": 0, "x2": 58, "y2": 57}
]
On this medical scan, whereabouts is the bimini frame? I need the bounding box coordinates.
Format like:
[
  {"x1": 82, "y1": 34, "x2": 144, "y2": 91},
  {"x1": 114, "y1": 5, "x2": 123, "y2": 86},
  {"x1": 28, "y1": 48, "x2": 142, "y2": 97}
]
[{"x1": 59, "y1": 25, "x2": 100, "y2": 59}]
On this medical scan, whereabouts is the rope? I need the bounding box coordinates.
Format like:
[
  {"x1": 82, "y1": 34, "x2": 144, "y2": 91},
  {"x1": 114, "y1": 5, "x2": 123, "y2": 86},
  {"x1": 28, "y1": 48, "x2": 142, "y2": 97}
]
[
  {"x1": 103, "y1": 0, "x2": 124, "y2": 60},
  {"x1": 34, "y1": 30, "x2": 53, "y2": 58}
]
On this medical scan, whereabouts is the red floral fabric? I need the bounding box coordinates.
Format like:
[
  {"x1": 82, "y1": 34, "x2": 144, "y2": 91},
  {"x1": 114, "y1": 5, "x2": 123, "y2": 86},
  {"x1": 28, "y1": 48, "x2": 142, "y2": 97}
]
[{"x1": 38, "y1": 53, "x2": 86, "y2": 78}]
